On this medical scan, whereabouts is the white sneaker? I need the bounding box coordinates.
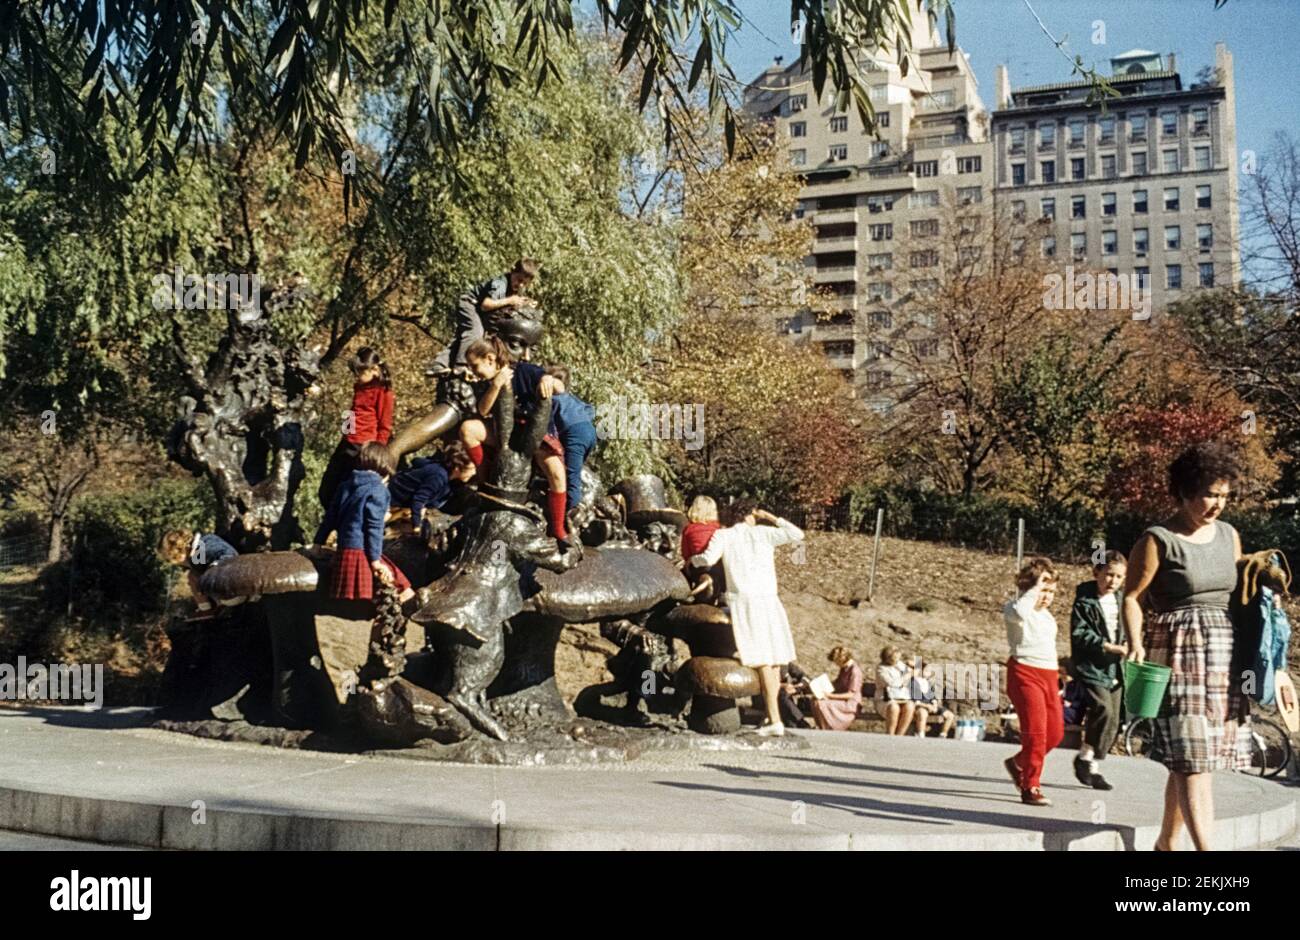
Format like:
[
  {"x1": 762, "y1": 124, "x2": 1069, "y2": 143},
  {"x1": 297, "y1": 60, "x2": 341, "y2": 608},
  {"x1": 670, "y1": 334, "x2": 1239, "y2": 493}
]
[{"x1": 757, "y1": 722, "x2": 786, "y2": 737}]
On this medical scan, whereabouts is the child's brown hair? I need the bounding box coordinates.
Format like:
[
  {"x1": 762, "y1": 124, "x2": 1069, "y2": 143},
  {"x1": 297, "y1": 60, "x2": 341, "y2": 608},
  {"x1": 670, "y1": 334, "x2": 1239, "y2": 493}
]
[
  {"x1": 464, "y1": 335, "x2": 512, "y2": 368},
  {"x1": 357, "y1": 441, "x2": 397, "y2": 477},
  {"x1": 348, "y1": 346, "x2": 391, "y2": 385},
  {"x1": 1015, "y1": 556, "x2": 1058, "y2": 592},
  {"x1": 442, "y1": 443, "x2": 476, "y2": 479}
]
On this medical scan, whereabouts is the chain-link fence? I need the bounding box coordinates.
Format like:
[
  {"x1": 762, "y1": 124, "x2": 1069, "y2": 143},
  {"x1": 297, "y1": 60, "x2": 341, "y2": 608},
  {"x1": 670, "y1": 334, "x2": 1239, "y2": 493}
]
[{"x1": 0, "y1": 531, "x2": 48, "y2": 626}]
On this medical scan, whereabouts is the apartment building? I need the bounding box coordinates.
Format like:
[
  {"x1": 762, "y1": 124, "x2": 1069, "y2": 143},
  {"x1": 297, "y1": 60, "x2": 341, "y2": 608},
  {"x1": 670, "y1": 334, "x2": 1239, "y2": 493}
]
[
  {"x1": 742, "y1": 23, "x2": 991, "y2": 413},
  {"x1": 991, "y1": 44, "x2": 1239, "y2": 311},
  {"x1": 743, "y1": 38, "x2": 1240, "y2": 413}
]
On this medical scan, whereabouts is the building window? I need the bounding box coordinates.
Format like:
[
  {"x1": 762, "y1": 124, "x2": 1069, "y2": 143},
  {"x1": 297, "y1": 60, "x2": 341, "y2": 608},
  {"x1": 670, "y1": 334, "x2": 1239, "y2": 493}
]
[
  {"x1": 1164, "y1": 187, "x2": 1180, "y2": 211},
  {"x1": 1136, "y1": 266, "x2": 1150, "y2": 290},
  {"x1": 1101, "y1": 154, "x2": 1117, "y2": 179},
  {"x1": 1134, "y1": 228, "x2": 1149, "y2": 255},
  {"x1": 866, "y1": 194, "x2": 894, "y2": 213},
  {"x1": 1165, "y1": 225, "x2": 1181, "y2": 250},
  {"x1": 1012, "y1": 200, "x2": 1026, "y2": 221},
  {"x1": 829, "y1": 144, "x2": 848, "y2": 162},
  {"x1": 1196, "y1": 185, "x2": 1212, "y2": 209},
  {"x1": 922, "y1": 89, "x2": 955, "y2": 110},
  {"x1": 869, "y1": 84, "x2": 890, "y2": 104},
  {"x1": 913, "y1": 339, "x2": 940, "y2": 358},
  {"x1": 1129, "y1": 113, "x2": 1147, "y2": 142},
  {"x1": 911, "y1": 280, "x2": 939, "y2": 295},
  {"x1": 1071, "y1": 195, "x2": 1086, "y2": 219},
  {"x1": 1012, "y1": 163, "x2": 1026, "y2": 186},
  {"x1": 1040, "y1": 197, "x2": 1055, "y2": 220},
  {"x1": 910, "y1": 250, "x2": 939, "y2": 268},
  {"x1": 957, "y1": 185, "x2": 982, "y2": 204},
  {"x1": 1162, "y1": 149, "x2": 1179, "y2": 172},
  {"x1": 1132, "y1": 152, "x2": 1148, "y2": 176},
  {"x1": 877, "y1": 111, "x2": 890, "y2": 128},
  {"x1": 868, "y1": 253, "x2": 893, "y2": 270},
  {"x1": 1069, "y1": 119, "x2": 1085, "y2": 147},
  {"x1": 789, "y1": 149, "x2": 807, "y2": 167},
  {"x1": 789, "y1": 94, "x2": 807, "y2": 113},
  {"x1": 1010, "y1": 127, "x2": 1026, "y2": 153},
  {"x1": 1040, "y1": 160, "x2": 1056, "y2": 183},
  {"x1": 1133, "y1": 189, "x2": 1148, "y2": 213},
  {"x1": 1192, "y1": 107, "x2": 1209, "y2": 135},
  {"x1": 869, "y1": 311, "x2": 893, "y2": 330},
  {"x1": 1071, "y1": 157, "x2": 1086, "y2": 180},
  {"x1": 866, "y1": 370, "x2": 889, "y2": 389},
  {"x1": 958, "y1": 156, "x2": 982, "y2": 174},
  {"x1": 1099, "y1": 115, "x2": 1116, "y2": 143},
  {"x1": 791, "y1": 121, "x2": 807, "y2": 138},
  {"x1": 915, "y1": 160, "x2": 939, "y2": 177},
  {"x1": 1012, "y1": 237, "x2": 1026, "y2": 257},
  {"x1": 1167, "y1": 263, "x2": 1182, "y2": 289},
  {"x1": 909, "y1": 190, "x2": 939, "y2": 208},
  {"x1": 913, "y1": 310, "x2": 937, "y2": 328},
  {"x1": 1041, "y1": 236, "x2": 1056, "y2": 258},
  {"x1": 830, "y1": 115, "x2": 848, "y2": 133},
  {"x1": 1071, "y1": 232, "x2": 1087, "y2": 260},
  {"x1": 868, "y1": 223, "x2": 893, "y2": 241},
  {"x1": 1199, "y1": 262, "x2": 1215, "y2": 287},
  {"x1": 866, "y1": 342, "x2": 891, "y2": 361},
  {"x1": 1102, "y1": 192, "x2": 1117, "y2": 216},
  {"x1": 1103, "y1": 230, "x2": 1118, "y2": 255},
  {"x1": 910, "y1": 218, "x2": 939, "y2": 237},
  {"x1": 868, "y1": 282, "x2": 892, "y2": 301},
  {"x1": 1161, "y1": 110, "x2": 1178, "y2": 137},
  {"x1": 1039, "y1": 123, "x2": 1056, "y2": 149},
  {"x1": 1197, "y1": 223, "x2": 1213, "y2": 250},
  {"x1": 1194, "y1": 146, "x2": 1211, "y2": 171},
  {"x1": 870, "y1": 140, "x2": 891, "y2": 158}
]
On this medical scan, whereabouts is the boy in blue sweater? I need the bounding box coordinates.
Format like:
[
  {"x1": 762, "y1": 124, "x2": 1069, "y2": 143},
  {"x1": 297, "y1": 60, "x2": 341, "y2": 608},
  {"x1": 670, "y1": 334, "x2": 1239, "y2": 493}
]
[{"x1": 387, "y1": 447, "x2": 477, "y2": 538}]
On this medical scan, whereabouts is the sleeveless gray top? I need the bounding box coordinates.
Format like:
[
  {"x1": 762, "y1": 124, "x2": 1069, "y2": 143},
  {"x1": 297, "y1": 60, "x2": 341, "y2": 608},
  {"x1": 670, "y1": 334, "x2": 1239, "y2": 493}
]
[{"x1": 1144, "y1": 520, "x2": 1237, "y2": 612}]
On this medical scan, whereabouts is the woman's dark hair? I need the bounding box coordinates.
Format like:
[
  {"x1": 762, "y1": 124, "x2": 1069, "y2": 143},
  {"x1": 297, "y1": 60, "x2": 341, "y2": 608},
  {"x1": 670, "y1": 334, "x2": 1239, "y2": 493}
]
[
  {"x1": 1168, "y1": 441, "x2": 1242, "y2": 503},
  {"x1": 357, "y1": 441, "x2": 397, "y2": 477},
  {"x1": 728, "y1": 497, "x2": 758, "y2": 525},
  {"x1": 512, "y1": 258, "x2": 540, "y2": 279},
  {"x1": 349, "y1": 346, "x2": 391, "y2": 385},
  {"x1": 464, "y1": 335, "x2": 512, "y2": 367}
]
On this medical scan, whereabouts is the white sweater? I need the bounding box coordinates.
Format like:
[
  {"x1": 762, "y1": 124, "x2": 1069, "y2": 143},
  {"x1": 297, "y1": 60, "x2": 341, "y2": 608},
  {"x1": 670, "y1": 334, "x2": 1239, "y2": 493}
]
[{"x1": 1003, "y1": 584, "x2": 1059, "y2": 670}]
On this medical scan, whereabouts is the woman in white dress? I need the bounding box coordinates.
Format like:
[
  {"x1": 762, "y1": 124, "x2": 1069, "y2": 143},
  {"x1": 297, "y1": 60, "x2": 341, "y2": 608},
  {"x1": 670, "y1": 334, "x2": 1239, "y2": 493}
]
[{"x1": 690, "y1": 498, "x2": 805, "y2": 736}]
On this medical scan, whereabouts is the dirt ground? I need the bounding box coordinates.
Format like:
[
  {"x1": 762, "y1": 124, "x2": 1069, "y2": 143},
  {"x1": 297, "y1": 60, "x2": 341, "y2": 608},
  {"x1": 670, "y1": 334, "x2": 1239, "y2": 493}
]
[{"x1": 555, "y1": 530, "x2": 1300, "y2": 721}]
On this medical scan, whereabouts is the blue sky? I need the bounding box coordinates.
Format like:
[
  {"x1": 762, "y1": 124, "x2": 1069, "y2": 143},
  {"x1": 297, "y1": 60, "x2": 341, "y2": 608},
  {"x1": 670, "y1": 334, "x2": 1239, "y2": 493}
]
[{"x1": 722, "y1": 0, "x2": 1299, "y2": 156}]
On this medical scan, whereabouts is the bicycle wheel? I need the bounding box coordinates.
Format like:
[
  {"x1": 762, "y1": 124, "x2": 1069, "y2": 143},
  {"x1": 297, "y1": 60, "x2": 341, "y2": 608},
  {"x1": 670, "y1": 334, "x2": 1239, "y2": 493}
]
[
  {"x1": 1243, "y1": 716, "x2": 1292, "y2": 778},
  {"x1": 1124, "y1": 718, "x2": 1159, "y2": 759}
]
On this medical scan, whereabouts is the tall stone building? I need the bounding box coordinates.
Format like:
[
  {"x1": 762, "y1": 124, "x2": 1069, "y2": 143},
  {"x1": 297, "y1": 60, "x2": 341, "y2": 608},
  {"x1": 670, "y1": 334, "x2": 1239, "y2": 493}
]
[
  {"x1": 742, "y1": 24, "x2": 991, "y2": 414},
  {"x1": 743, "y1": 39, "x2": 1239, "y2": 413},
  {"x1": 990, "y1": 43, "x2": 1239, "y2": 314}
]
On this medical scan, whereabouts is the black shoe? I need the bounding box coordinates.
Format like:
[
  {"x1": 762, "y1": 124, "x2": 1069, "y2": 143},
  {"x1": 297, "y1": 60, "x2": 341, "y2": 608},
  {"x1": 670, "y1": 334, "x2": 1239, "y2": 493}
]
[
  {"x1": 1073, "y1": 756, "x2": 1094, "y2": 786},
  {"x1": 1089, "y1": 772, "x2": 1113, "y2": 791}
]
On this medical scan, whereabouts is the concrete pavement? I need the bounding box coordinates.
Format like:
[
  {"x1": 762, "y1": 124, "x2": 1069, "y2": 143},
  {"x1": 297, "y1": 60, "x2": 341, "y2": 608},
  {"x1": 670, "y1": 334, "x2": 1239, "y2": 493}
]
[{"x1": 0, "y1": 706, "x2": 1293, "y2": 850}]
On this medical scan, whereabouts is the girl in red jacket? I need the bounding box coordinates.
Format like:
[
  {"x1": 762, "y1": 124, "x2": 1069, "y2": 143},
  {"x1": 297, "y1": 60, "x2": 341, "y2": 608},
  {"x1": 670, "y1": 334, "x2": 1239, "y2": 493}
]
[{"x1": 317, "y1": 347, "x2": 396, "y2": 511}]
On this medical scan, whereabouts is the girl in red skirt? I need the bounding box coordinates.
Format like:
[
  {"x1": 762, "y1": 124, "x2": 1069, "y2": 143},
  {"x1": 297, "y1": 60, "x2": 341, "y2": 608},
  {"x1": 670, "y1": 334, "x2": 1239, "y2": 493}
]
[
  {"x1": 1003, "y1": 557, "x2": 1064, "y2": 807},
  {"x1": 312, "y1": 442, "x2": 414, "y2": 605}
]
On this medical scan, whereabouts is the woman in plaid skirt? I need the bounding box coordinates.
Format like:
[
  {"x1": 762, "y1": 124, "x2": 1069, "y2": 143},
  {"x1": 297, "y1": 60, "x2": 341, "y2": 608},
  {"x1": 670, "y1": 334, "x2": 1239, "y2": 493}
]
[{"x1": 1124, "y1": 442, "x2": 1245, "y2": 851}]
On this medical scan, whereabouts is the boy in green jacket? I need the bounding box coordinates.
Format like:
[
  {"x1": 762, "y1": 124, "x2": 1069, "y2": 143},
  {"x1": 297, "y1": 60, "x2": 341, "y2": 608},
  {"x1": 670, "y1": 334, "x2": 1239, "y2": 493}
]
[{"x1": 1069, "y1": 550, "x2": 1129, "y2": 790}]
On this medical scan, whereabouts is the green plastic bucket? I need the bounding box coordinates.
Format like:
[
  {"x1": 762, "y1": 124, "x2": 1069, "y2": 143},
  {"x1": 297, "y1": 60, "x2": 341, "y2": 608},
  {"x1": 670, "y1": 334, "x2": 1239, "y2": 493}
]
[{"x1": 1123, "y1": 660, "x2": 1172, "y2": 718}]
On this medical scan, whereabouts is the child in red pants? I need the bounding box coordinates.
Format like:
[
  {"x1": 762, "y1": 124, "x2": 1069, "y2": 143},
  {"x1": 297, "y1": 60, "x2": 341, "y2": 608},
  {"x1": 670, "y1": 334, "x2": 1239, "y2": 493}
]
[{"x1": 1003, "y1": 557, "x2": 1064, "y2": 806}]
